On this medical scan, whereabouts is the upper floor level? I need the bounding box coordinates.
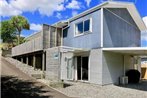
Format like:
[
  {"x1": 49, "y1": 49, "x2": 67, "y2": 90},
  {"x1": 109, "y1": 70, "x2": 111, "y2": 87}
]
[
  {"x1": 63, "y1": 1, "x2": 146, "y2": 49},
  {"x1": 12, "y1": 1, "x2": 147, "y2": 56}
]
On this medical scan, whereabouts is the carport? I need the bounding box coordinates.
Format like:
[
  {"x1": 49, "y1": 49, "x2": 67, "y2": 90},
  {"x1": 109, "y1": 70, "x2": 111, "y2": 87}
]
[{"x1": 102, "y1": 47, "x2": 147, "y2": 84}]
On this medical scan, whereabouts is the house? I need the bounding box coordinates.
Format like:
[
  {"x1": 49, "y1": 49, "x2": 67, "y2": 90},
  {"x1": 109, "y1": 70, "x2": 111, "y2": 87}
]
[{"x1": 11, "y1": 1, "x2": 147, "y2": 85}]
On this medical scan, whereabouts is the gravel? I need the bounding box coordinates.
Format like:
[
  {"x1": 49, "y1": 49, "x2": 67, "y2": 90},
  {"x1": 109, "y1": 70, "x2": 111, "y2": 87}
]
[{"x1": 56, "y1": 81, "x2": 147, "y2": 98}]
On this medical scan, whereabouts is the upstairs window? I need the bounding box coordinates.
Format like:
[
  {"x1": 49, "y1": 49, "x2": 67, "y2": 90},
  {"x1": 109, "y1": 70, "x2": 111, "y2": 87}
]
[
  {"x1": 84, "y1": 19, "x2": 90, "y2": 32},
  {"x1": 63, "y1": 27, "x2": 69, "y2": 38},
  {"x1": 75, "y1": 18, "x2": 92, "y2": 36},
  {"x1": 76, "y1": 22, "x2": 83, "y2": 34}
]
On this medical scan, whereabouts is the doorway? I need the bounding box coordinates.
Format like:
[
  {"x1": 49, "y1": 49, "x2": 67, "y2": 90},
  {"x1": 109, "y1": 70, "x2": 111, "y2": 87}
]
[{"x1": 77, "y1": 56, "x2": 89, "y2": 81}]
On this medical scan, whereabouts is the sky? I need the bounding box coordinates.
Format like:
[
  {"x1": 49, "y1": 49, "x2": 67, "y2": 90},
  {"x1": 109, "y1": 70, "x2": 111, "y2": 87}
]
[{"x1": 0, "y1": 0, "x2": 147, "y2": 46}]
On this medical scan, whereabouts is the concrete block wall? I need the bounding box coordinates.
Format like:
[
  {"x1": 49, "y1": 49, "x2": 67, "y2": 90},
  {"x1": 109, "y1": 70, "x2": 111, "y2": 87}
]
[
  {"x1": 45, "y1": 47, "x2": 60, "y2": 81},
  {"x1": 102, "y1": 51, "x2": 124, "y2": 85},
  {"x1": 89, "y1": 49, "x2": 103, "y2": 84}
]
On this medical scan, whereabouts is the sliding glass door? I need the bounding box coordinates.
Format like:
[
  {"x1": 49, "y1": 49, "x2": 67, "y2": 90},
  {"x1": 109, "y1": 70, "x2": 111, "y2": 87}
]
[{"x1": 77, "y1": 56, "x2": 89, "y2": 81}]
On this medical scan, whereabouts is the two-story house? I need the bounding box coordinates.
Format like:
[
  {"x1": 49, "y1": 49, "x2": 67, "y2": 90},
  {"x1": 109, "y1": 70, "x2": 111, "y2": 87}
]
[{"x1": 12, "y1": 1, "x2": 147, "y2": 85}]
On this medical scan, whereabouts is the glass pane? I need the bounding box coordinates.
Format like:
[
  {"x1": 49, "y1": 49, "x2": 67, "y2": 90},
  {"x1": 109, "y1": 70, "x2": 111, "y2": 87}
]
[
  {"x1": 77, "y1": 56, "x2": 81, "y2": 80},
  {"x1": 76, "y1": 22, "x2": 83, "y2": 34},
  {"x1": 63, "y1": 27, "x2": 68, "y2": 38},
  {"x1": 84, "y1": 19, "x2": 90, "y2": 32},
  {"x1": 82, "y1": 57, "x2": 88, "y2": 80}
]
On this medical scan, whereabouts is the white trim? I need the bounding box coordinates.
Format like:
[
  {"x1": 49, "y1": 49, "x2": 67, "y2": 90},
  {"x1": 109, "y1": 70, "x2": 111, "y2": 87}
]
[
  {"x1": 102, "y1": 47, "x2": 147, "y2": 55},
  {"x1": 103, "y1": 47, "x2": 147, "y2": 51},
  {"x1": 74, "y1": 18, "x2": 92, "y2": 37},
  {"x1": 101, "y1": 8, "x2": 103, "y2": 48}
]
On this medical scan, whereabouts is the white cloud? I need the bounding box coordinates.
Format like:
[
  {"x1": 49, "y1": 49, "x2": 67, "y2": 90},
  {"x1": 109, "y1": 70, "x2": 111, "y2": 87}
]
[
  {"x1": 0, "y1": 0, "x2": 22, "y2": 17},
  {"x1": 0, "y1": 0, "x2": 65, "y2": 17},
  {"x1": 56, "y1": 13, "x2": 62, "y2": 19},
  {"x1": 84, "y1": 0, "x2": 92, "y2": 7},
  {"x1": 72, "y1": 11, "x2": 78, "y2": 16},
  {"x1": 30, "y1": 23, "x2": 42, "y2": 31},
  {"x1": 66, "y1": 0, "x2": 81, "y2": 9}
]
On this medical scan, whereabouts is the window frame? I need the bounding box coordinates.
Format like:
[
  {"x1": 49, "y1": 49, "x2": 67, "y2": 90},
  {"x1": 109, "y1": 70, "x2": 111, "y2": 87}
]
[{"x1": 75, "y1": 18, "x2": 92, "y2": 37}]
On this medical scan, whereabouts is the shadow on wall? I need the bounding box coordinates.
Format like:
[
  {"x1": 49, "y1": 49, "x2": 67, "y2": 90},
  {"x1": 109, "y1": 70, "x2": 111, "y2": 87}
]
[{"x1": 1, "y1": 75, "x2": 53, "y2": 98}]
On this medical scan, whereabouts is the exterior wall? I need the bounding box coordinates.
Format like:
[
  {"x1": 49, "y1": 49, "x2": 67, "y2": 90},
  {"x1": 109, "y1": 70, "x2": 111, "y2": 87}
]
[
  {"x1": 43, "y1": 24, "x2": 62, "y2": 49},
  {"x1": 103, "y1": 8, "x2": 140, "y2": 47},
  {"x1": 25, "y1": 32, "x2": 41, "y2": 41},
  {"x1": 89, "y1": 49, "x2": 103, "y2": 84},
  {"x1": 12, "y1": 36, "x2": 43, "y2": 56},
  {"x1": 63, "y1": 9, "x2": 102, "y2": 49},
  {"x1": 102, "y1": 51, "x2": 124, "y2": 85},
  {"x1": 45, "y1": 47, "x2": 60, "y2": 81},
  {"x1": 60, "y1": 51, "x2": 74, "y2": 80},
  {"x1": 60, "y1": 48, "x2": 103, "y2": 85}
]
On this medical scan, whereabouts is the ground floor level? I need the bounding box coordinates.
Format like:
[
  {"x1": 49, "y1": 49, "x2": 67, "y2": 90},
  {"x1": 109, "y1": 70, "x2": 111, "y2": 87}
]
[
  {"x1": 1, "y1": 57, "x2": 70, "y2": 98},
  {"x1": 2, "y1": 56, "x2": 147, "y2": 98},
  {"x1": 12, "y1": 46, "x2": 147, "y2": 85}
]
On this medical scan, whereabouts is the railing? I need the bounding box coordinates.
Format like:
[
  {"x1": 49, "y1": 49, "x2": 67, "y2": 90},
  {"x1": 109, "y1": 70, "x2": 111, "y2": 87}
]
[{"x1": 12, "y1": 36, "x2": 43, "y2": 56}]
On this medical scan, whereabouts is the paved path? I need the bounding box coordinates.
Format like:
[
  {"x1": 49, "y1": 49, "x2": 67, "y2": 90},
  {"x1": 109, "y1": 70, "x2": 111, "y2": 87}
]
[{"x1": 1, "y1": 57, "x2": 70, "y2": 98}]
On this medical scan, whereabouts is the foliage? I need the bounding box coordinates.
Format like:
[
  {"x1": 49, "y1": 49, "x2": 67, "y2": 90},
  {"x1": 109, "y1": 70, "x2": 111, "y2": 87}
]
[
  {"x1": 0, "y1": 20, "x2": 16, "y2": 43},
  {"x1": 10, "y1": 15, "x2": 30, "y2": 44},
  {"x1": 0, "y1": 15, "x2": 30, "y2": 49}
]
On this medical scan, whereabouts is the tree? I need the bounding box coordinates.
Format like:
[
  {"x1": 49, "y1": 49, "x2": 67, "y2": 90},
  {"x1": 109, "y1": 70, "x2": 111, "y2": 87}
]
[
  {"x1": 10, "y1": 15, "x2": 30, "y2": 45},
  {"x1": 0, "y1": 20, "x2": 16, "y2": 45}
]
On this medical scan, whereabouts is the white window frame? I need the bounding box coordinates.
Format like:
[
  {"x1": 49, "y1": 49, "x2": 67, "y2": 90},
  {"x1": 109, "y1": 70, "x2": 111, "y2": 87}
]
[{"x1": 74, "y1": 18, "x2": 92, "y2": 37}]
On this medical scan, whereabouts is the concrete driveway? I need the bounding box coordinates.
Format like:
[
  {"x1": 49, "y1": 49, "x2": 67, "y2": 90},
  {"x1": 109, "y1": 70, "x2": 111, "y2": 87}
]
[{"x1": 1, "y1": 57, "x2": 70, "y2": 98}]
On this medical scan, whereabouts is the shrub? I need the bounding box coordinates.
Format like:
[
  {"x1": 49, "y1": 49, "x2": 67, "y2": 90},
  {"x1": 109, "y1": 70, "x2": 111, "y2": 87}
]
[{"x1": 126, "y1": 69, "x2": 140, "y2": 83}]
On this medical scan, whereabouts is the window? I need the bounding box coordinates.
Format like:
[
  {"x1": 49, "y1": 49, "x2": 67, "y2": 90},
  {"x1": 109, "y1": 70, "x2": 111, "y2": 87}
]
[
  {"x1": 76, "y1": 22, "x2": 83, "y2": 34},
  {"x1": 75, "y1": 18, "x2": 92, "y2": 36},
  {"x1": 63, "y1": 27, "x2": 69, "y2": 38},
  {"x1": 84, "y1": 19, "x2": 90, "y2": 32}
]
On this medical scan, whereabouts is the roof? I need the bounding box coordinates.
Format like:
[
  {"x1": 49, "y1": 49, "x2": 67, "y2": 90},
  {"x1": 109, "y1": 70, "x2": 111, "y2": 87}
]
[
  {"x1": 55, "y1": 1, "x2": 146, "y2": 31},
  {"x1": 103, "y1": 47, "x2": 147, "y2": 55}
]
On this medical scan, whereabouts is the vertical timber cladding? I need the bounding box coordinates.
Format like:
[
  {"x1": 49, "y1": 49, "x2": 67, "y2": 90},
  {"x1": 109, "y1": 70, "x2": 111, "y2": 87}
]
[
  {"x1": 42, "y1": 24, "x2": 62, "y2": 49},
  {"x1": 43, "y1": 24, "x2": 50, "y2": 49}
]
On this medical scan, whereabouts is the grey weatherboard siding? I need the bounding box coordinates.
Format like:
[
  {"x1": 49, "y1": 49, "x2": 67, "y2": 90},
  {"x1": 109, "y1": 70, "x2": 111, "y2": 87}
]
[
  {"x1": 63, "y1": 9, "x2": 102, "y2": 49},
  {"x1": 103, "y1": 8, "x2": 140, "y2": 47}
]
